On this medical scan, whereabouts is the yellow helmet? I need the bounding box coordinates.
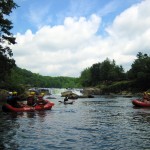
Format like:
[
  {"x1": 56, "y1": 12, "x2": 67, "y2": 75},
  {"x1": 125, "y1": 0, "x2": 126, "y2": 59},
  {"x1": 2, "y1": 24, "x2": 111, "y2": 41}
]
[
  {"x1": 13, "y1": 91, "x2": 17, "y2": 95},
  {"x1": 41, "y1": 92, "x2": 45, "y2": 96},
  {"x1": 30, "y1": 92, "x2": 35, "y2": 95}
]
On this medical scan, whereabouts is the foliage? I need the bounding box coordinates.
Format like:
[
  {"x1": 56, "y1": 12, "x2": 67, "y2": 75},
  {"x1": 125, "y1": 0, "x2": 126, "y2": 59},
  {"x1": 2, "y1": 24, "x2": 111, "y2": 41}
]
[
  {"x1": 127, "y1": 52, "x2": 150, "y2": 90},
  {"x1": 80, "y1": 67, "x2": 91, "y2": 87},
  {"x1": 80, "y1": 58, "x2": 126, "y2": 87},
  {"x1": 101, "y1": 81, "x2": 135, "y2": 94},
  {"x1": 79, "y1": 52, "x2": 150, "y2": 93},
  {"x1": 3, "y1": 67, "x2": 81, "y2": 91},
  {"x1": 0, "y1": 0, "x2": 18, "y2": 82}
]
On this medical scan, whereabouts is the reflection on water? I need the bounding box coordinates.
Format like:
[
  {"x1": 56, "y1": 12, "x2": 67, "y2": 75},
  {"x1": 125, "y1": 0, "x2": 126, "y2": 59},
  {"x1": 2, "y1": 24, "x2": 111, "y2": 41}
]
[{"x1": 0, "y1": 96, "x2": 150, "y2": 150}]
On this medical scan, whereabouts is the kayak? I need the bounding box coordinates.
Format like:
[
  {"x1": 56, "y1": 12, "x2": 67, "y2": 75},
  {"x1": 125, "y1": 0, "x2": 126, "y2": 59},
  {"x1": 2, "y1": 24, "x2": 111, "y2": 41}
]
[
  {"x1": 2, "y1": 100, "x2": 54, "y2": 112},
  {"x1": 132, "y1": 99, "x2": 150, "y2": 107}
]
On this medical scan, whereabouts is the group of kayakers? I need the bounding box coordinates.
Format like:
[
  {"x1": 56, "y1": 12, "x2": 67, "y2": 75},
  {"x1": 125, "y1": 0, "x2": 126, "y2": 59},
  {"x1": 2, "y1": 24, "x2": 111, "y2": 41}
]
[{"x1": 6, "y1": 91, "x2": 47, "y2": 108}]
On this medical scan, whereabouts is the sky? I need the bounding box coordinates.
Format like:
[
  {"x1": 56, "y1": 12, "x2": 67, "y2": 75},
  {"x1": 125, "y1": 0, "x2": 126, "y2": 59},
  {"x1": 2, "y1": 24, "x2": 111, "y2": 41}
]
[{"x1": 9, "y1": 0, "x2": 150, "y2": 77}]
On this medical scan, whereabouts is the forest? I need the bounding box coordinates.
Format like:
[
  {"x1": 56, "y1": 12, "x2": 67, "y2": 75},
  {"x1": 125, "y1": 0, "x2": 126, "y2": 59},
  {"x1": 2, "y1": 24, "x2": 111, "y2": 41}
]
[
  {"x1": 80, "y1": 52, "x2": 150, "y2": 93},
  {"x1": 0, "y1": 66, "x2": 81, "y2": 93},
  {"x1": 0, "y1": 52, "x2": 149, "y2": 94}
]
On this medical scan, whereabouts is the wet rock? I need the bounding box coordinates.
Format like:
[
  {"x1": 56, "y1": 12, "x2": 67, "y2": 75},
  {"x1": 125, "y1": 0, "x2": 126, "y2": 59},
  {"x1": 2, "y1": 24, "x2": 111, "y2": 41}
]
[
  {"x1": 81, "y1": 88, "x2": 101, "y2": 95},
  {"x1": 61, "y1": 91, "x2": 78, "y2": 99}
]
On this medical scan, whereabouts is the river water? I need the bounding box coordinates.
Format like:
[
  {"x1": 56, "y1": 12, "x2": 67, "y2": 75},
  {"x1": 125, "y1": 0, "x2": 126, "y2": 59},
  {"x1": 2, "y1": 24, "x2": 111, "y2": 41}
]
[{"x1": 0, "y1": 95, "x2": 150, "y2": 150}]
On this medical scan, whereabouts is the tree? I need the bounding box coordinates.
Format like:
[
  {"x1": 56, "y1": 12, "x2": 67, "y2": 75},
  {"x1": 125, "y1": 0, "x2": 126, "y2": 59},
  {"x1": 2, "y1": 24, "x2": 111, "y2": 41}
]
[
  {"x1": 79, "y1": 58, "x2": 126, "y2": 87},
  {"x1": 0, "y1": 0, "x2": 18, "y2": 83},
  {"x1": 80, "y1": 68, "x2": 91, "y2": 87},
  {"x1": 90, "y1": 63, "x2": 101, "y2": 85},
  {"x1": 127, "y1": 52, "x2": 150, "y2": 90}
]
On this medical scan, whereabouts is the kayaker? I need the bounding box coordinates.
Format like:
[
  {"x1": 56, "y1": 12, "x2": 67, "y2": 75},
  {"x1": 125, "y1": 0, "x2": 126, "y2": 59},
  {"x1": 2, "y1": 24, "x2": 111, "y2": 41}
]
[
  {"x1": 6, "y1": 92, "x2": 13, "y2": 105},
  {"x1": 64, "y1": 96, "x2": 68, "y2": 102},
  {"x1": 37, "y1": 95, "x2": 47, "y2": 105},
  {"x1": 143, "y1": 92, "x2": 150, "y2": 102},
  {"x1": 27, "y1": 92, "x2": 37, "y2": 106},
  {"x1": 7, "y1": 91, "x2": 23, "y2": 108}
]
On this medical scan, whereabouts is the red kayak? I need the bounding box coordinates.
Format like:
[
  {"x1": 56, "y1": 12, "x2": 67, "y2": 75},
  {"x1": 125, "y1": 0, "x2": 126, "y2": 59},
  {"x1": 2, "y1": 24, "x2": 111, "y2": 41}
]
[
  {"x1": 132, "y1": 99, "x2": 150, "y2": 107},
  {"x1": 2, "y1": 100, "x2": 54, "y2": 112}
]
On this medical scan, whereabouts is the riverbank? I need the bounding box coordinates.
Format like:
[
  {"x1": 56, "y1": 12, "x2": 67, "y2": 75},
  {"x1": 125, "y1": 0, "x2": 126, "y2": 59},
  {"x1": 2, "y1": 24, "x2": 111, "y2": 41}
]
[{"x1": 81, "y1": 87, "x2": 143, "y2": 97}]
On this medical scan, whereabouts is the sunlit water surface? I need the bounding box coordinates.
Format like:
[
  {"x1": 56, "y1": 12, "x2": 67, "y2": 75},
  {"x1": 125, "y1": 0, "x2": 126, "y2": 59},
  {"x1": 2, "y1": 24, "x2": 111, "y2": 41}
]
[{"x1": 0, "y1": 96, "x2": 150, "y2": 150}]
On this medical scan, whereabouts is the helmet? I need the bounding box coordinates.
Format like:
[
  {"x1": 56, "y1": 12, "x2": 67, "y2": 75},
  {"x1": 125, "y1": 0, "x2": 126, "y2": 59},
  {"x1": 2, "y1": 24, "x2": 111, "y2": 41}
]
[
  {"x1": 12, "y1": 91, "x2": 17, "y2": 95},
  {"x1": 30, "y1": 92, "x2": 35, "y2": 95},
  {"x1": 9, "y1": 92, "x2": 12, "y2": 95},
  {"x1": 41, "y1": 93, "x2": 45, "y2": 96}
]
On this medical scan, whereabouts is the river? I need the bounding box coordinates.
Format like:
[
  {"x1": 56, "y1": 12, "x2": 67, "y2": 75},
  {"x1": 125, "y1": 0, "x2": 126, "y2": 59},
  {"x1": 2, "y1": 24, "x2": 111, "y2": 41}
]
[{"x1": 0, "y1": 95, "x2": 150, "y2": 150}]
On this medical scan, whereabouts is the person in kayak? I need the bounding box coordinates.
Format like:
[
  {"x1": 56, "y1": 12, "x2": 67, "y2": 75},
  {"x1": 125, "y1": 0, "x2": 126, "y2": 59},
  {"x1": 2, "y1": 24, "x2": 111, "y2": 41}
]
[
  {"x1": 27, "y1": 92, "x2": 37, "y2": 106},
  {"x1": 64, "y1": 96, "x2": 68, "y2": 102},
  {"x1": 143, "y1": 92, "x2": 150, "y2": 103},
  {"x1": 37, "y1": 95, "x2": 47, "y2": 105},
  {"x1": 7, "y1": 91, "x2": 23, "y2": 108}
]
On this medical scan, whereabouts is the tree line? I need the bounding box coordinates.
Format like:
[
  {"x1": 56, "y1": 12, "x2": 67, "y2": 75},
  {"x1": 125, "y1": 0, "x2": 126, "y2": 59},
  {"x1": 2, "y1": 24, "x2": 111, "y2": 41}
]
[
  {"x1": 0, "y1": 67, "x2": 81, "y2": 93},
  {"x1": 1, "y1": 52, "x2": 149, "y2": 93},
  {"x1": 80, "y1": 52, "x2": 150, "y2": 92}
]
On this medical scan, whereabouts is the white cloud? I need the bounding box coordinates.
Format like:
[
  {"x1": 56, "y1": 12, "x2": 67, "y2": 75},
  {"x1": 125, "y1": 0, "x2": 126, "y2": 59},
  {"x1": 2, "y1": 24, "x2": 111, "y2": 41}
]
[
  {"x1": 12, "y1": 0, "x2": 150, "y2": 77},
  {"x1": 105, "y1": 0, "x2": 150, "y2": 56},
  {"x1": 12, "y1": 14, "x2": 101, "y2": 76}
]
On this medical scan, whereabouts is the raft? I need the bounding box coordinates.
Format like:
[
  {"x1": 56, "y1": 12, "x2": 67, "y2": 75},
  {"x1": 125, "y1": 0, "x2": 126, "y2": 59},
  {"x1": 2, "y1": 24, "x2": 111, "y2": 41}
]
[
  {"x1": 2, "y1": 100, "x2": 54, "y2": 112},
  {"x1": 132, "y1": 99, "x2": 150, "y2": 107}
]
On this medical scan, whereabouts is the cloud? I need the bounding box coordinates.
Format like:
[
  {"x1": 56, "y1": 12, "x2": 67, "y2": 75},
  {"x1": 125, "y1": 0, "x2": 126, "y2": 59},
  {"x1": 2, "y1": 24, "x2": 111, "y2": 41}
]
[
  {"x1": 105, "y1": 0, "x2": 150, "y2": 54},
  {"x1": 12, "y1": 0, "x2": 150, "y2": 77},
  {"x1": 12, "y1": 14, "x2": 101, "y2": 76}
]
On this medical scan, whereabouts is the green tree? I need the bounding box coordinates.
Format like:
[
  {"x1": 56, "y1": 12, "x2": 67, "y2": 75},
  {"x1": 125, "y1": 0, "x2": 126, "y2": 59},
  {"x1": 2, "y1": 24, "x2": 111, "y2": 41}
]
[
  {"x1": 80, "y1": 58, "x2": 125, "y2": 87},
  {"x1": 0, "y1": 0, "x2": 18, "y2": 83},
  {"x1": 8, "y1": 67, "x2": 81, "y2": 89},
  {"x1": 90, "y1": 63, "x2": 101, "y2": 85},
  {"x1": 90, "y1": 58, "x2": 125, "y2": 85},
  {"x1": 127, "y1": 52, "x2": 150, "y2": 90},
  {"x1": 80, "y1": 67, "x2": 91, "y2": 87}
]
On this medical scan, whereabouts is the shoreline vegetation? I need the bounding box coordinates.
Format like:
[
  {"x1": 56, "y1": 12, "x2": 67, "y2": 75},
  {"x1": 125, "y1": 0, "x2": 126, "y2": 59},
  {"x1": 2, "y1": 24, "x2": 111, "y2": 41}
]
[{"x1": 1, "y1": 52, "x2": 150, "y2": 102}]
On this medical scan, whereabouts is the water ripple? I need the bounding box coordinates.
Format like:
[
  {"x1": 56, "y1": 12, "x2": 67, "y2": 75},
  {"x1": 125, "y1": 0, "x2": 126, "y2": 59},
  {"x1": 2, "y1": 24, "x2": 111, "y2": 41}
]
[{"x1": 0, "y1": 97, "x2": 150, "y2": 149}]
